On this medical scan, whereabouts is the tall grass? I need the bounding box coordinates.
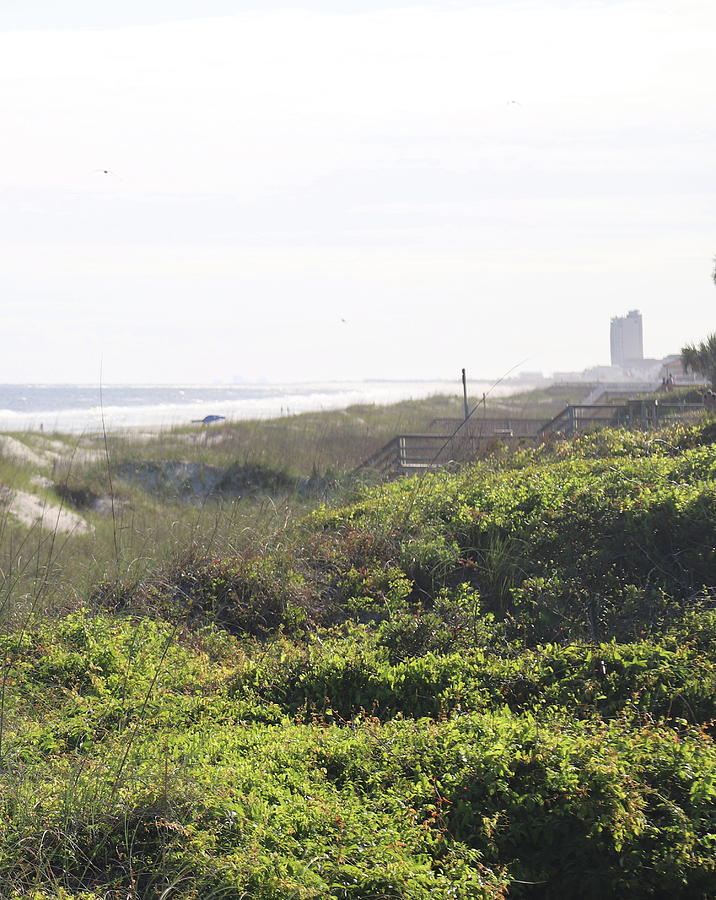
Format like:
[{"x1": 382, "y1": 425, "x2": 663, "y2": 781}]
[
  {"x1": 0, "y1": 385, "x2": 601, "y2": 623},
  {"x1": 0, "y1": 393, "x2": 478, "y2": 619}
]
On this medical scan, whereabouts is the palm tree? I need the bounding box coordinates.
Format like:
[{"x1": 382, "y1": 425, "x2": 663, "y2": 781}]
[{"x1": 681, "y1": 334, "x2": 716, "y2": 389}]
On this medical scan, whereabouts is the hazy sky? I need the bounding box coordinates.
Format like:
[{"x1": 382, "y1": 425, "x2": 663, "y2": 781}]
[{"x1": 1, "y1": 0, "x2": 714, "y2": 383}]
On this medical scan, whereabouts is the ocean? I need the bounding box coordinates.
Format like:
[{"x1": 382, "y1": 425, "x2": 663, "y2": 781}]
[{"x1": 0, "y1": 380, "x2": 515, "y2": 433}]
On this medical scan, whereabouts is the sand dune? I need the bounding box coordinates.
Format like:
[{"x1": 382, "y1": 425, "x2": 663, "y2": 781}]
[
  {"x1": 0, "y1": 435, "x2": 48, "y2": 467},
  {"x1": 0, "y1": 434, "x2": 102, "y2": 468},
  {"x1": 0, "y1": 486, "x2": 93, "y2": 535}
]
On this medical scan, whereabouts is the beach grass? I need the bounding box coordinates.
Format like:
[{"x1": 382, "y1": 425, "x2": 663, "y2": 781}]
[{"x1": 0, "y1": 384, "x2": 602, "y2": 623}]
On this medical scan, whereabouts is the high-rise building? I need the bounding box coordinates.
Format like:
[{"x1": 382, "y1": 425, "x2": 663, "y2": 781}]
[{"x1": 610, "y1": 310, "x2": 643, "y2": 366}]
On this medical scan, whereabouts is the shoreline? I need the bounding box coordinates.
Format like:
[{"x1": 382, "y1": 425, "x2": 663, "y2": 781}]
[{"x1": 0, "y1": 379, "x2": 541, "y2": 434}]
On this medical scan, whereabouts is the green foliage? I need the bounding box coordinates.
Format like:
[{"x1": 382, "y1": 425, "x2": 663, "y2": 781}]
[
  {"x1": 3, "y1": 416, "x2": 716, "y2": 897},
  {"x1": 681, "y1": 332, "x2": 716, "y2": 388},
  {"x1": 1, "y1": 611, "x2": 714, "y2": 898},
  {"x1": 305, "y1": 421, "x2": 716, "y2": 643}
]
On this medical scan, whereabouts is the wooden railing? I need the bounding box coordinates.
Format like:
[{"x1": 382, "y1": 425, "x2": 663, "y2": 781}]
[
  {"x1": 428, "y1": 417, "x2": 547, "y2": 437},
  {"x1": 539, "y1": 401, "x2": 705, "y2": 438},
  {"x1": 538, "y1": 405, "x2": 622, "y2": 437},
  {"x1": 359, "y1": 401, "x2": 707, "y2": 474},
  {"x1": 357, "y1": 434, "x2": 455, "y2": 475}
]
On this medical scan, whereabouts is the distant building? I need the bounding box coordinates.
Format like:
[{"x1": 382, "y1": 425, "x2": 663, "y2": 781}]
[
  {"x1": 509, "y1": 371, "x2": 547, "y2": 383},
  {"x1": 582, "y1": 365, "x2": 627, "y2": 382},
  {"x1": 659, "y1": 354, "x2": 704, "y2": 385},
  {"x1": 610, "y1": 310, "x2": 644, "y2": 366}
]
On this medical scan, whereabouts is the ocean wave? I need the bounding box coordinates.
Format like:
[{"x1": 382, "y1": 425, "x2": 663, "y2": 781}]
[{"x1": 0, "y1": 381, "x2": 508, "y2": 433}]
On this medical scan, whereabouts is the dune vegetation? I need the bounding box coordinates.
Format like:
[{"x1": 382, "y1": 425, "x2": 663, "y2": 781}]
[{"x1": 0, "y1": 393, "x2": 714, "y2": 898}]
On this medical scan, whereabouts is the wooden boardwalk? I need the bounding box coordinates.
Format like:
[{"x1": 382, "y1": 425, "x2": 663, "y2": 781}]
[{"x1": 358, "y1": 401, "x2": 705, "y2": 476}]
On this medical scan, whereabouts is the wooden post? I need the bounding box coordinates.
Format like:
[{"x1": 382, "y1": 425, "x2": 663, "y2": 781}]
[{"x1": 462, "y1": 368, "x2": 469, "y2": 421}]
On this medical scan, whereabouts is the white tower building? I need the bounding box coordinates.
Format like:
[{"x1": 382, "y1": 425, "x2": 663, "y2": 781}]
[{"x1": 610, "y1": 310, "x2": 644, "y2": 366}]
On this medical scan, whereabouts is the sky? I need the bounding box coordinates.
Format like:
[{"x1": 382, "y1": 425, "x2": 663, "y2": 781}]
[{"x1": 1, "y1": 0, "x2": 714, "y2": 384}]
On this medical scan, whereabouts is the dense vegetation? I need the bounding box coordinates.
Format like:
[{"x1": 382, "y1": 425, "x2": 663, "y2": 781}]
[
  {"x1": 681, "y1": 333, "x2": 716, "y2": 389},
  {"x1": 0, "y1": 413, "x2": 715, "y2": 898}
]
